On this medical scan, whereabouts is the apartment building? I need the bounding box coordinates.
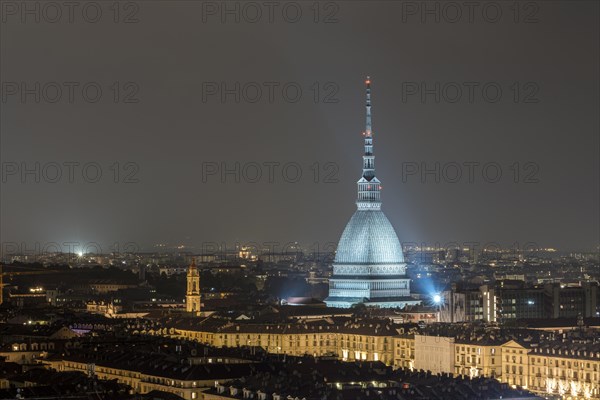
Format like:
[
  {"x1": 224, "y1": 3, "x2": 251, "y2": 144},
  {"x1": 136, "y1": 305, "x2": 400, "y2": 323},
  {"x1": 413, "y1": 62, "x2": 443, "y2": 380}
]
[{"x1": 151, "y1": 318, "x2": 600, "y2": 399}]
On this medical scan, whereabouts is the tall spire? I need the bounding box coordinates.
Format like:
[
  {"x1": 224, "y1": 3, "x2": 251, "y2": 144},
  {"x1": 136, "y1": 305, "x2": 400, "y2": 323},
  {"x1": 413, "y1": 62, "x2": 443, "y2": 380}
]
[
  {"x1": 366, "y1": 76, "x2": 372, "y2": 136},
  {"x1": 356, "y1": 76, "x2": 382, "y2": 210}
]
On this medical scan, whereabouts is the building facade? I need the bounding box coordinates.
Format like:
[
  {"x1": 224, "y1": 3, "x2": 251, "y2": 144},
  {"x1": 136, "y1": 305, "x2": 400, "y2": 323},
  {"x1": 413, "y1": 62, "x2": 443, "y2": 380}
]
[
  {"x1": 162, "y1": 318, "x2": 414, "y2": 366},
  {"x1": 440, "y1": 282, "x2": 599, "y2": 323},
  {"x1": 153, "y1": 317, "x2": 600, "y2": 399},
  {"x1": 413, "y1": 334, "x2": 455, "y2": 375}
]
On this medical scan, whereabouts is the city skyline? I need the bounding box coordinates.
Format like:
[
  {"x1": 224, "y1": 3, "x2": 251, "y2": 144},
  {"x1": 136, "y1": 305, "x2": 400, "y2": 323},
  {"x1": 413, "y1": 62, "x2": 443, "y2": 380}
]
[{"x1": 1, "y1": 2, "x2": 599, "y2": 400}]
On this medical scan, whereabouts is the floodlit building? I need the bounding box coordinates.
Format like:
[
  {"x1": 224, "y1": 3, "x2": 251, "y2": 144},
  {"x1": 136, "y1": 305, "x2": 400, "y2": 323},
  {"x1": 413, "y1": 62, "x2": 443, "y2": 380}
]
[{"x1": 325, "y1": 78, "x2": 419, "y2": 309}]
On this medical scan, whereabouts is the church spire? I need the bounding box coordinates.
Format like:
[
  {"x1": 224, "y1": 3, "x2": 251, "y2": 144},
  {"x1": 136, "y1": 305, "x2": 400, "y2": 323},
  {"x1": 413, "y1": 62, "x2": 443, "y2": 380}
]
[{"x1": 357, "y1": 76, "x2": 382, "y2": 210}]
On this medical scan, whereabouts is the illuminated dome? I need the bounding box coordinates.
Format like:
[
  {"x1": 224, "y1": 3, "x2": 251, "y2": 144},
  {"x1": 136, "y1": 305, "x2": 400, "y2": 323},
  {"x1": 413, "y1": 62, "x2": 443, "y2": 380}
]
[
  {"x1": 335, "y1": 209, "x2": 405, "y2": 265},
  {"x1": 324, "y1": 77, "x2": 420, "y2": 309}
]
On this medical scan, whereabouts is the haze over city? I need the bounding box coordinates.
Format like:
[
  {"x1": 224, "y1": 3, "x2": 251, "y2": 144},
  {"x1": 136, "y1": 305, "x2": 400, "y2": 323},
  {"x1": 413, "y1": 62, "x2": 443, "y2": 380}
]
[{"x1": 1, "y1": 2, "x2": 598, "y2": 252}]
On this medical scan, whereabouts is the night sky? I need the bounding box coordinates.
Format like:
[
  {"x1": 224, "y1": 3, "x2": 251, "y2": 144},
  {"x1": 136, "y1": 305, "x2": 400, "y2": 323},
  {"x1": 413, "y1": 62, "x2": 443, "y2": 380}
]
[{"x1": 1, "y1": 1, "x2": 598, "y2": 253}]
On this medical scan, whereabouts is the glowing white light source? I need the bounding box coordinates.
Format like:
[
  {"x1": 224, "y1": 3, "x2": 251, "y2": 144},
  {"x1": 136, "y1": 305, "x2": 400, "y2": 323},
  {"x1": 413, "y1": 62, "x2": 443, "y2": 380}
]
[{"x1": 433, "y1": 294, "x2": 442, "y2": 304}]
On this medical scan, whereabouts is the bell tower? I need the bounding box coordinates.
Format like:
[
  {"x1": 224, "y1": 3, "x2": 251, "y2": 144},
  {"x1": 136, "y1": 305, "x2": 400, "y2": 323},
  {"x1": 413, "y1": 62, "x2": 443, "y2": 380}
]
[{"x1": 186, "y1": 258, "x2": 201, "y2": 316}]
